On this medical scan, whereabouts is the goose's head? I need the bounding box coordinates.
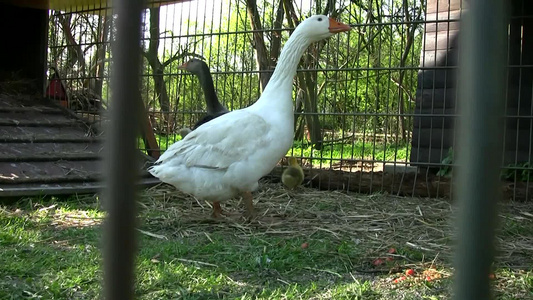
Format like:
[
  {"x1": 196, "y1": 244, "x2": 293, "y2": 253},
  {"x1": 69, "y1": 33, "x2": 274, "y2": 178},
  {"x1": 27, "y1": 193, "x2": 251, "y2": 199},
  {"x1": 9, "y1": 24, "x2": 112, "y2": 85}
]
[
  {"x1": 294, "y1": 15, "x2": 352, "y2": 42},
  {"x1": 178, "y1": 58, "x2": 209, "y2": 76}
]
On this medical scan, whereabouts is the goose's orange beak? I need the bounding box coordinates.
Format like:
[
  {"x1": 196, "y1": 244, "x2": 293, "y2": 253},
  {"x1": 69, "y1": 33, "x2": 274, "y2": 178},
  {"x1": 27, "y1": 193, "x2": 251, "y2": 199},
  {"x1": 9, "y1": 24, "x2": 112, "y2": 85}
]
[
  {"x1": 328, "y1": 18, "x2": 351, "y2": 33},
  {"x1": 178, "y1": 62, "x2": 188, "y2": 69}
]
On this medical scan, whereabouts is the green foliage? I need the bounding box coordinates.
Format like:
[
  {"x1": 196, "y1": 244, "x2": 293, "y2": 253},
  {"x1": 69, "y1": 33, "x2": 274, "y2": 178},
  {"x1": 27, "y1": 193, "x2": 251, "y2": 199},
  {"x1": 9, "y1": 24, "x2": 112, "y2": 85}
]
[
  {"x1": 290, "y1": 140, "x2": 411, "y2": 166},
  {"x1": 136, "y1": 0, "x2": 426, "y2": 141},
  {"x1": 50, "y1": 0, "x2": 429, "y2": 164},
  {"x1": 2, "y1": 191, "x2": 532, "y2": 299},
  {"x1": 139, "y1": 133, "x2": 410, "y2": 165},
  {"x1": 501, "y1": 162, "x2": 533, "y2": 182},
  {"x1": 435, "y1": 148, "x2": 533, "y2": 182},
  {"x1": 436, "y1": 147, "x2": 454, "y2": 177}
]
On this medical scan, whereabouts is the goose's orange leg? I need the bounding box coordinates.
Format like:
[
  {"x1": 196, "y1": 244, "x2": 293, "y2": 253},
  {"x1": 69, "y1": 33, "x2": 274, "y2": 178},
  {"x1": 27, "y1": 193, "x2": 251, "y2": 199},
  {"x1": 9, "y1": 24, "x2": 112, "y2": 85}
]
[
  {"x1": 242, "y1": 191, "x2": 256, "y2": 219},
  {"x1": 211, "y1": 201, "x2": 225, "y2": 218}
]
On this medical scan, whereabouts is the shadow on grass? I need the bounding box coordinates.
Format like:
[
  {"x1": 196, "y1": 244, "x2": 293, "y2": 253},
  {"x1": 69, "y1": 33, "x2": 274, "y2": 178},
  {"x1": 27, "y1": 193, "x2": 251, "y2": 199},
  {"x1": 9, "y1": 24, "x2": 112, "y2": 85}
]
[
  {"x1": 1, "y1": 191, "x2": 532, "y2": 299},
  {"x1": 0, "y1": 198, "x2": 378, "y2": 299}
]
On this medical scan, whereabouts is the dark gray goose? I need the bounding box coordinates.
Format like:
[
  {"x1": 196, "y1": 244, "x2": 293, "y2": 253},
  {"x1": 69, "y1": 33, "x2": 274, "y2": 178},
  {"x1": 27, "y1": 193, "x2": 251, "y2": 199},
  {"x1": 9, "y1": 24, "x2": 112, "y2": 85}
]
[{"x1": 179, "y1": 58, "x2": 228, "y2": 133}]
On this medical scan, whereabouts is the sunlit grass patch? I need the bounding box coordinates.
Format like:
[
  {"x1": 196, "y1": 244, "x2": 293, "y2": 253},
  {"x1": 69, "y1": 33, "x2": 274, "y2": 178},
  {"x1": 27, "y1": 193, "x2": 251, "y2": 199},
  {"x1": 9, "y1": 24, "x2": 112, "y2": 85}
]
[{"x1": 1, "y1": 186, "x2": 531, "y2": 299}]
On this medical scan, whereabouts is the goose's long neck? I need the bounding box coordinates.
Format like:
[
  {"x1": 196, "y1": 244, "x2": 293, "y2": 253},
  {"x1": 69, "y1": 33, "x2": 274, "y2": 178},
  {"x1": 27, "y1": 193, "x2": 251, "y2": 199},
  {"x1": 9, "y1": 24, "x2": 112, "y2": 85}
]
[
  {"x1": 259, "y1": 32, "x2": 311, "y2": 100},
  {"x1": 197, "y1": 65, "x2": 227, "y2": 114}
]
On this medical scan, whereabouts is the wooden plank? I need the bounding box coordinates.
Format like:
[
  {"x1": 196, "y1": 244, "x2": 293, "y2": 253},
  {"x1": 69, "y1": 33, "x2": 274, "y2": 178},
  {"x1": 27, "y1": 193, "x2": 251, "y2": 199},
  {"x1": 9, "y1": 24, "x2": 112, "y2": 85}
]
[
  {"x1": 502, "y1": 128, "x2": 533, "y2": 151},
  {"x1": 413, "y1": 107, "x2": 457, "y2": 115},
  {"x1": 427, "y1": 0, "x2": 464, "y2": 14},
  {"x1": 0, "y1": 160, "x2": 101, "y2": 181},
  {"x1": 419, "y1": 49, "x2": 459, "y2": 66},
  {"x1": 0, "y1": 119, "x2": 83, "y2": 127},
  {"x1": 502, "y1": 149, "x2": 533, "y2": 165},
  {"x1": 0, "y1": 106, "x2": 64, "y2": 114},
  {"x1": 423, "y1": 29, "x2": 460, "y2": 51},
  {"x1": 0, "y1": 160, "x2": 153, "y2": 184},
  {"x1": 410, "y1": 146, "x2": 451, "y2": 164},
  {"x1": 502, "y1": 87, "x2": 522, "y2": 109},
  {"x1": 425, "y1": 19, "x2": 461, "y2": 33},
  {"x1": 0, "y1": 112, "x2": 76, "y2": 121},
  {"x1": 412, "y1": 114, "x2": 456, "y2": 129},
  {"x1": 504, "y1": 115, "x2": 533, "y2": 130},
  {"x1": 0, "y1": 172, "x2": 154, "y2": 184},
  {"x1": 417, "y1": 69, "x2": 458, "y2": 89},
  {"x1": 412, "y1": 127, "x2": 533, "y2": 152},
  {"x1": 411, "y1": 128, "x2": 456, "y2": 149},
  {"x1": 426, "y1": 10, "x2": 462, "y2": 22},
  {"x1": 0, "y1": 136, "x2": 101, "y2": 143},
  {"x1": 411, "y1": 146, "x2": 533, "y2": 169},
  {"x1": 0, "y1": 177, "x2": 160, "y2": 198},
  {"x1": 303, "y1": 168, "x2": 531, "y2": 201},
  {"x1": 307, "y1": 168, "x2": 452, "y2": 199},
  {"x1": 0, "y1": 142, "x2": 102, "y2": 156},
  {"x1": 0, "y1": 95, "x2": 46, "y2": 107},
  {"x1": 0, "y1": 153, "x2": 101, "y2": 162},
  {"x1": 416, "y1": 88, "x2": 458, "y2": 109},
  {"x1": 0, "y1": 125, "x2": 95, "y2": 142},
  {"x1": 0, "y1": 174, "x2": 101, "y2": 184}
]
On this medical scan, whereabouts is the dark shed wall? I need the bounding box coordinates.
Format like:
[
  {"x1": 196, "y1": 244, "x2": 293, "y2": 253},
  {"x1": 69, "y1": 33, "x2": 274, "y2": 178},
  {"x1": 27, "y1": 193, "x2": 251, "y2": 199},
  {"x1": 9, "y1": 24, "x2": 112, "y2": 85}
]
[
  {"x1": 411, "y1": 0, "x2": 533, "y2": 167},
  {"x1": 505, "y1": 0, "x2": 533, "y2": 164},
  {"x1": 0, "y1": 3, "x2": 48, "y2": 91},
  {"x1": 410, "y1": 0, "x2": 462, "y2": 166}
]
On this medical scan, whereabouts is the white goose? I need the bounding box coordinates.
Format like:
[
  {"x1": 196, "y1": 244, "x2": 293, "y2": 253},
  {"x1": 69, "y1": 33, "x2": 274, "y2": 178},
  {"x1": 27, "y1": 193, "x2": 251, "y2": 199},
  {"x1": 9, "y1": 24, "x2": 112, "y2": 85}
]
[{"x1": 149, "y1": 15, "x2": 351, "y2": 218}]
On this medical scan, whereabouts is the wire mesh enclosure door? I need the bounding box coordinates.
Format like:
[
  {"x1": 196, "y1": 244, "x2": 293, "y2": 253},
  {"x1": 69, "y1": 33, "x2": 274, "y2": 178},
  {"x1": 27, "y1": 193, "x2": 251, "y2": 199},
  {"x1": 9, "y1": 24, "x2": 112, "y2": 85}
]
[{"x1": 45, "y1": 0, "x2": 533, "y2": 200}]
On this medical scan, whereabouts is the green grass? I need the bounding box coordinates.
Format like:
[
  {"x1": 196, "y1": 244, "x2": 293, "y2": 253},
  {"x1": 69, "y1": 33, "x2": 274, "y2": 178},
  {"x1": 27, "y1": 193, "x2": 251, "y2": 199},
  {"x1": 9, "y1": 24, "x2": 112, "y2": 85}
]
[
  {"x1": 140, "y1": 133, "x2": 411, "y2": 166},
  {"x1": 1, "y1": 188, "x2": 532, "y2": 299},
  {"x1": 289, "y1": 140, "x2": 410, "y2": 166}
]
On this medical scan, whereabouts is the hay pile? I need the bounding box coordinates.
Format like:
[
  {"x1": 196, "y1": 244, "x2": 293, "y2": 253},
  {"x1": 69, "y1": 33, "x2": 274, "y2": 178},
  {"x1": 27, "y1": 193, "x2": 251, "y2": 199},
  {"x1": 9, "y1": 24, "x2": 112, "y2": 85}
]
[{"x1": 138, "y1": 180, "x2": 533, "y2": 269}]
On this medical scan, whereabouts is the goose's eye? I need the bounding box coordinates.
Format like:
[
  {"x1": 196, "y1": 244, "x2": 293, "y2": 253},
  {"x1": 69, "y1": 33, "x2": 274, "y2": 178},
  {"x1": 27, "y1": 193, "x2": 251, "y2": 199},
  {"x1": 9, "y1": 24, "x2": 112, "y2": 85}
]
[{"x1": 317, "y1": 17, "x2": 323, "y2": 21}]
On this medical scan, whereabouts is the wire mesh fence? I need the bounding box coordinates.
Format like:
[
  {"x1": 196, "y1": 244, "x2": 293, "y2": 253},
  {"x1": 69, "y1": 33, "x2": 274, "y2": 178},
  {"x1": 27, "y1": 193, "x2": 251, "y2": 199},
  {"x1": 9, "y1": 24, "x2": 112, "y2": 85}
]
[{"x1": 45, "y1": 0, "x2": 533, "y2": 201}]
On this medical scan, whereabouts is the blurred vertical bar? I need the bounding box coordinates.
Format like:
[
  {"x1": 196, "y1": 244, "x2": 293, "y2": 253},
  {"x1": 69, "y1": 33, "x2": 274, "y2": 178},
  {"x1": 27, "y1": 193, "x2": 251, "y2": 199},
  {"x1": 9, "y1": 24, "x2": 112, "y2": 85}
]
[
  {"x1": 454, "y1": 0, "x2": 508, "y2": 299},
  {"x1": 103, "y1": 0, "x2": 144, "y2": 299}
]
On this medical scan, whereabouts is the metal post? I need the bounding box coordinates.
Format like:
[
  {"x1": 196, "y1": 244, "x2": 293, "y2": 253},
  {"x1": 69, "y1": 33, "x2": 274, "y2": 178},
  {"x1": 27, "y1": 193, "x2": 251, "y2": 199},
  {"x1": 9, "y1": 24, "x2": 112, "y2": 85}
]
[
  {"x1": 454, "y1": 0, "x2": 508, "y2": 299},
  {"x1": 103, "y1": 0, "x2": 144, "y2": 299}
]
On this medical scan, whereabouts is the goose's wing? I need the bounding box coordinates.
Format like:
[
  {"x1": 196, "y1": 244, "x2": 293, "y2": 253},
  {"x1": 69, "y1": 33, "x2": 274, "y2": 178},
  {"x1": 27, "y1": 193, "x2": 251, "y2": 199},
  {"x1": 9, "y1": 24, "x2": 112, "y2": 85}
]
[
  {"x1": 192, "y1": 111, "x2": 228, "y2": 130},
  {"x1": 154, "y1": 110, "x2": 271, "y2": 170}
]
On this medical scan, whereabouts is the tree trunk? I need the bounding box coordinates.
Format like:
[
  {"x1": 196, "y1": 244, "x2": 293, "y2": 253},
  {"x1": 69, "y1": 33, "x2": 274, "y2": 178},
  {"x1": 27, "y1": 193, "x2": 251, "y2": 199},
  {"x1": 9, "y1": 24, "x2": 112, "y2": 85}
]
[
  {"x1": 395, "y1": 0, "x2": 420, "y2": 142},
  {"x1": 283, "y1": 0, "x2": 338, "y2": 150},
  {"x1": 82, "y1": 15, "x2": 111, "y2": 97},
  {"x1": 57, "y1": 14, "x2": 86, "y2": 77},
  {"x1": 94, "y1": 15, "x2": 110, "y2": 97},
  {"x1": 245, "y1": 0, "x2": 284, "y2": 90},
  {"x1": 144, "y1": 7, "x2": 171, "y2": 117},
  {"x1": 294, "y1": 89, "x2": 305, "y2": 139},
  {"x1": 270, "y1": 0, "x2": 285, "y2": 66}
]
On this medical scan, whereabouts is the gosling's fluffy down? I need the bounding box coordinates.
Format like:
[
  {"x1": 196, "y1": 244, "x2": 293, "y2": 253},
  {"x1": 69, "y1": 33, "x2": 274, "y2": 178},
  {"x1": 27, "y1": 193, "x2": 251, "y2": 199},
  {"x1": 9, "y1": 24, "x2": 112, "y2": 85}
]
[
  {"x1": 178, "y1": 127, "x2": 192, "y2": 138},
  {"x1": 282, "y1": 157, "x2": 304, "y2": 189}
]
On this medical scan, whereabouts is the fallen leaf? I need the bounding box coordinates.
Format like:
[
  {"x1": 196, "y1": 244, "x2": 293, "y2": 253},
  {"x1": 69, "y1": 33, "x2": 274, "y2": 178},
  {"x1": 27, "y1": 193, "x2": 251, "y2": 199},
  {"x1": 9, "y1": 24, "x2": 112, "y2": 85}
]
[{"x1": 393, "y1": 276, "x2": 407, "y2": 283}]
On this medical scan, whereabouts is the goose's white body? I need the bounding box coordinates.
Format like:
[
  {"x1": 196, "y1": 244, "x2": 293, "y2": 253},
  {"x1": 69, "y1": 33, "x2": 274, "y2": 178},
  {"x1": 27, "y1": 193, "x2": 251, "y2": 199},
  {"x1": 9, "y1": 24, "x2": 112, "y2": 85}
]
[
  {"x1": 149, "y1": 15, "x2": 350, "y2": 204},
  {"x1": 150, "y1": 109, "x2": 293, "y2": 201}
]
